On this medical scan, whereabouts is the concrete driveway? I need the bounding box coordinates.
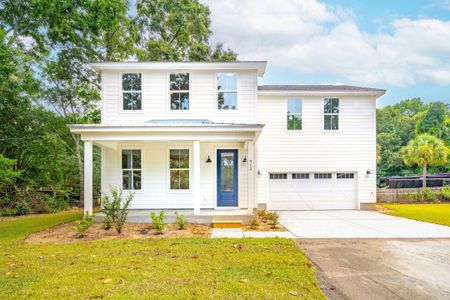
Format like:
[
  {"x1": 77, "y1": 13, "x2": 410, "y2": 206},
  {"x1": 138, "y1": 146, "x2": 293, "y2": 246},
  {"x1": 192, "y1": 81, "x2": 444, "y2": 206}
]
[
  {"x1": 278, "y1": 210, "x2": 450, "y2": 238},
  {"x1": 297, "y1": 239, "x2": 450, "y2": 300}
]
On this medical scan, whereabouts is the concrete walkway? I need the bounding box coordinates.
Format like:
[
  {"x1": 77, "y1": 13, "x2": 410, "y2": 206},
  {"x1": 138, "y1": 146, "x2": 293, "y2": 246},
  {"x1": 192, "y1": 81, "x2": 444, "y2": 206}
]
[
  {"x1": 279, "y1": 210, "x2": 450, "y2": 238},
  {"x1": 211, "y1": 228, "x2": 295, "y2": 238}
]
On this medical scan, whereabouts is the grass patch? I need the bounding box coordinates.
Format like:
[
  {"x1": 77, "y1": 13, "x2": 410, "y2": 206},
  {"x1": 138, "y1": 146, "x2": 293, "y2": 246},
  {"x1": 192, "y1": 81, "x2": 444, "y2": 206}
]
[
  {"x1": 0, "y1": 210, "x2": 83, "y2": 242},
  {"x1": 382, "y1": 203, "x2": 450, "y2": 226},
  {"x1": 0, "y1": 238, "x2": 323, "y2": 299}
]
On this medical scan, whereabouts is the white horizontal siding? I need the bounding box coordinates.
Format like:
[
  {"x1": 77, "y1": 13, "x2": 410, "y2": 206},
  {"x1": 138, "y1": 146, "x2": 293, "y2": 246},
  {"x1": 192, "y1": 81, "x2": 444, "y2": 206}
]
[
  {"x1": 101, "y1": 70, "x2": 257, "y2": 124},
  {"x1": 101, "y1": 142, "x2": 248, "y2": 209},
  {"x1": 256, "y1": 95, "x2": 377, "y2": 207}
]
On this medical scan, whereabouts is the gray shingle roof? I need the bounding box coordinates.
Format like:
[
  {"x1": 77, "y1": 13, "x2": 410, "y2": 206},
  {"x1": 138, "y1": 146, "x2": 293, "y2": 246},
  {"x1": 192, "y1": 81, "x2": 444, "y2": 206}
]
[{"x1": 258, "y1": 84, "x2": 386, "y2": 92}]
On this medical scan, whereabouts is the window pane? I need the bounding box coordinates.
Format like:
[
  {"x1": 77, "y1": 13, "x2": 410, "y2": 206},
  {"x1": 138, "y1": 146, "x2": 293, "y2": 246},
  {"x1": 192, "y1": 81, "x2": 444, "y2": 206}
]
[
  {"x1": 133, "y1": 171, "x2": 141, "y2": 190},
  {"x1": 122, "y1": 150, "x2": 132, "y2": 169},
  {"x1": 324, "y1": 115, "x2": 331, "y2": 130},
  {"x1": 180, "y1": 92, "x2": 189, "y2": 110},
  {"x1": 331, "y1": 115, "x2": 339, "y2": 130},
  {"x1": 132, "y1": 150, "x2": 141, "y2": 169},
  {"x1": 170, "y1": 170, "x2": 180, "y2": 189},
  {"x1": 170, "y1": 73, "x2": 189, "y2": 91},
  {"x1": 122, "y1": 170, "x2": 132, "y2": 190},
  {"x1": 179, "y1": 149, "x2": 189, "y2": 168},
  {"x1": 218, "y1": 92, "x2": 237, "y2": 110},
  {"x1": 217, "y1": 73, "x2": 237, "y2": 90},
  {"x1": 123, "y1": 92, "x2": 142, "y2": 110},
  {"x1": 220, "y1": 153, "x2": 235, "y2": 191},
  {"x1": 179, "y1": 170, "x2": 189, "y2": 189},
  {"x1": 122, "y1": 73, "x2": 141, "y2": 91},
  {"x1": 288, "y1": 99, "x2": 302, "y2": 114},
  {"x1": 331, "y1": 98, "x2": 339, "y2": 113},
  {"x1": 287, "y1": 115, "x2": 302, "y2": 130},
  {"x1": 324, "y1": 98, "x2": 331, "y2": 113},
  {"x1": 170, "y1": 149, "x2": 180, "y2": 168},
  {"x1": 170, "y1": 92, "x2": 189, "y2": 110}
]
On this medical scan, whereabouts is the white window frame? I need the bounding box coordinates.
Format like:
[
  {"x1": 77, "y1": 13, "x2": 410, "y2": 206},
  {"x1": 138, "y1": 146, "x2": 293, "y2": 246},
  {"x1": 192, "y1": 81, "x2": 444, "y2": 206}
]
[
  {"x1": 292, "y1": 173, "x2": 309, "y2": 179},
  {"x1": 168, "y1": 147, "x2": 191, "y2": 192},
  {"x1": 169, "y1": 72, "x2": 190, "y2": 111},
  {"x1": 323, "y1": 98, "x2": 339, "y2": 131},
  {"x1": 121, "y1": 148, "x2": 143, "y2": 191},
  {"x1": 287, "y1": 98, "x2": 303, "y2": 131},
  {"x1": 120, "y1": 72, "x2": 143, "y2": 112},
  {"x1": 216, "y1": 72, "x2": 238, "y2": 111}
]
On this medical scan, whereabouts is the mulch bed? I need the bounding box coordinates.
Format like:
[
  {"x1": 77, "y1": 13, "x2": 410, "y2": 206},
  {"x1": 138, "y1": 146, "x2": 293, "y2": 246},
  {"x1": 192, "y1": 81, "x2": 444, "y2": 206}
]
[
  {"x1": 25, "y1": 222, "x2": 212, "y2": 244},
  {"x1": 242, "y1": 221, "x2": 287, "y2": 232}
]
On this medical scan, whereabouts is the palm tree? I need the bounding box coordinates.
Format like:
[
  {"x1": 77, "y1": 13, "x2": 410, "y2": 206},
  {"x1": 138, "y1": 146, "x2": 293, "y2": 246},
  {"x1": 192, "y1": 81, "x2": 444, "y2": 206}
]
[{"x1": 401, "y1": 134, "x2": 449, "y2": 188}]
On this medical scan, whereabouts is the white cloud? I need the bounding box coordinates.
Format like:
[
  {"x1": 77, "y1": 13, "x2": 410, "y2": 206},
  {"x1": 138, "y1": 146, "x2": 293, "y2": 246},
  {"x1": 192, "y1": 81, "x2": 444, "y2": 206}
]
[{"x1": 202, "y1": 0, "x2": 450, "y2": 87}]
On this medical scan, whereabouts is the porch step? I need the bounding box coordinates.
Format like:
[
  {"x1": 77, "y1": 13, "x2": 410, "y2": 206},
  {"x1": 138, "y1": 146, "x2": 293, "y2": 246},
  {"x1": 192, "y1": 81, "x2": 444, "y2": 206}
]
[{"x1": 212, "y1": 221, "x2": 242, "y2": 229}]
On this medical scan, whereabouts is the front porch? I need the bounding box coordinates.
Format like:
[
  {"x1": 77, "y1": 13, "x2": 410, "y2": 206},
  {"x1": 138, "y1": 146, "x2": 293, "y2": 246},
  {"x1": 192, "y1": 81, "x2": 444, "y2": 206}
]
[{"x1": 69, "y1": 119, "x2": 263, "y2": 220}]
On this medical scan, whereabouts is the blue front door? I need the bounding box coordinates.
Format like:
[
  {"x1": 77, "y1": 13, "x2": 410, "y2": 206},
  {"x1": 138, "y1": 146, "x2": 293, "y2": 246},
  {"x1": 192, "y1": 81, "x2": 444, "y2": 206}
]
[{"x1": 217, "y1": 149, "x2": 238, "y2": 207}]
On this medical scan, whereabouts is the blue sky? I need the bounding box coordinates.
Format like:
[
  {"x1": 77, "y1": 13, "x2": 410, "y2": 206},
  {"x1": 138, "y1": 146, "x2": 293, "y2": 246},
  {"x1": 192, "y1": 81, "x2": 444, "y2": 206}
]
[{"x1": 204, "y1": 0, "x2": 450, "y2": 107}]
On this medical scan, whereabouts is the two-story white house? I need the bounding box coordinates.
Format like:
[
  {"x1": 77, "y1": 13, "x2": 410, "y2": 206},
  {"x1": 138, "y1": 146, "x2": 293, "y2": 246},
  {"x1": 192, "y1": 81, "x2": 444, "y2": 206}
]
[{"x1": 69, "y1": 61, "x2": 385, "y2": 222}]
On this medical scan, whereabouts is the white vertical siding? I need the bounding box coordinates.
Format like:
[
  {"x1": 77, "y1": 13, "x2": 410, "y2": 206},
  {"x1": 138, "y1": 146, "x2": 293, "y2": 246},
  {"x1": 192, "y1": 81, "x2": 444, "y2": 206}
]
[
  {"x1": 102, "y1": 142, "x2": 248, "y2": 209},
  {"x1": 101, "y1": 70, "x2": 257, "y2": 124},
  {"x1": 256, "y1": 95, "x2": 377, "y2": 207}
]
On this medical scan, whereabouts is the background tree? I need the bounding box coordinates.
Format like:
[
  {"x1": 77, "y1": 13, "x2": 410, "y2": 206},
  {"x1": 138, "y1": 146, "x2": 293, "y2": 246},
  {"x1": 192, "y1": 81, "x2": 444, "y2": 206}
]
[{"x1": 401, "y1": 134, "x2": 449, "y2": 188}]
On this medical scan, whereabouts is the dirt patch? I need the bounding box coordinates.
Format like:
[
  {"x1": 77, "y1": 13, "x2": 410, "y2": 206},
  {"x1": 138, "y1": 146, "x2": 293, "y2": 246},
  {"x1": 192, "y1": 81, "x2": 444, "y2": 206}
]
[
  {"x1": 25, "y1": 222, "x2": 212, "y2": 244},
  {"x1": 374, "y1": 205, "x2": 392, "y2": 212},
  {"x1": 242, "y1": 221, "x2": 287, "y2": 232}
]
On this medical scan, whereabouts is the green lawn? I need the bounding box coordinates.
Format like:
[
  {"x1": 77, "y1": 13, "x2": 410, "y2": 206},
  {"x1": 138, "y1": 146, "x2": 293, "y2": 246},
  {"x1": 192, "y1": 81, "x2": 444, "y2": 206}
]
[
  {"x1": 0, "y1": 212, "x2": 324, "y2": 299},
  {"x1": 382, "y1": 203, "x2": 450, "y2": 226},
  {"x1": 0, "y1": 210, "x2": 84, "y2": 242}
]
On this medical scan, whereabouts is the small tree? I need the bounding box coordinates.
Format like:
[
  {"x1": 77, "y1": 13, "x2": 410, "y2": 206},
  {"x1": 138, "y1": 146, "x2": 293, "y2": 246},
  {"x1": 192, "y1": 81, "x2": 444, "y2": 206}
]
[
  {"x1": 401, "y1": 134, "x2": 449, "y2": 188},
  {"x1": 101, "y1": 187, "x2": 134, "y2": 233}
]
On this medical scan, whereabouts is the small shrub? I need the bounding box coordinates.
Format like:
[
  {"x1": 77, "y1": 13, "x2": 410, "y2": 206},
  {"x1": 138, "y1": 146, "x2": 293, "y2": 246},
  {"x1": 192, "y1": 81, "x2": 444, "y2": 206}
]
[
  {"x1": 257, "y1": 210, "x2": 268, "y2": 222},
  {"x1": 0, "y1": 208, "x2": 17, "y2": 216},
  {"x1": 74, "y1": 213, "x2": 95, "y2": 238},
  {"x1": 266, "y1": 211, "x2": 279, "y2": 229},
  {"x1": 421, "y1": 188, "x2": 436, "y2": 202},
  {"x1": 440, "y1": 185, "x2": 450, "y2": 201},
  {"x1": 250, "y1": 216, "x2": 259, "y2": 229},
  {"x1": 150, "y1": 210, "x2": 165, "y2": 234},
  {"x1": 174, "y1": 211, "x2": 186, "y2": 230},
  {"x1": 15, "y1": 201, "x2": 29, "y2": 215},
  {"x1": 101, "y1": 186, "x2": 134, "y2": 233}
]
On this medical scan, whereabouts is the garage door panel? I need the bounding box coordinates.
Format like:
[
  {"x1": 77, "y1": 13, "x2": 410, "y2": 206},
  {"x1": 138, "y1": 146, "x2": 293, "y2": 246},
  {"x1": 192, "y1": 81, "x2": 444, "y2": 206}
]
[{"x1": 268, "y1": 173, "x2": 357, "y2": 210}]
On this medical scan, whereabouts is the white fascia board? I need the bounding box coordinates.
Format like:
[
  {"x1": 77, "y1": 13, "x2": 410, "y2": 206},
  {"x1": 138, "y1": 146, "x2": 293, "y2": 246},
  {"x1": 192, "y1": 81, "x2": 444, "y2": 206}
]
[
  {"x1": 89, "y1": 61, "x2": 267, "y2": 76},
  {"x1": 257, "y1": 90, "x2": 386, "y2": 98},
  {"x1": 68, "y1": 125, "x2": 264, "y2": 134}
]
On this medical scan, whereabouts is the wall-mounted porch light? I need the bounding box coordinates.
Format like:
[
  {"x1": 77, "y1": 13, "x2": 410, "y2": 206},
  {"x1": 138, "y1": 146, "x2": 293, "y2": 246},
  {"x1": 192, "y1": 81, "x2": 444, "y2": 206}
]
[
  {"x1": 366, "y1": 169, "x2": 372, "y2": 175},
  {"x1": 242, "y1": 155, "x2": 247, "y2": 163},
  {"x1": 206, "y1": 155, "x2": 212, "y2": 163}
]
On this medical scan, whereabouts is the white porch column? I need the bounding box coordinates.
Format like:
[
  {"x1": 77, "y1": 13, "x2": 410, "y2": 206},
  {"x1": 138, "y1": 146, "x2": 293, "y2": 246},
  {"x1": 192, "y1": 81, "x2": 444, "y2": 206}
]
[
  {"x1": 84, "y1": 140, "x2": 93, "y2": 215},
  {"x1": 247, "y1": 141, "x2": 256, "y2": 214},
  {"x1": 193, "y1": 140, "x2": 201, "y2": 215}
]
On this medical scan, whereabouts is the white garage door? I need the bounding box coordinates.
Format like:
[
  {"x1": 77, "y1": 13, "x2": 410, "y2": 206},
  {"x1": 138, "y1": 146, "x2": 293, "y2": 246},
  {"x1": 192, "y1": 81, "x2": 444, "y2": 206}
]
[{"x1": 268, "y1": 172, "x2": 357, "y2": 210}]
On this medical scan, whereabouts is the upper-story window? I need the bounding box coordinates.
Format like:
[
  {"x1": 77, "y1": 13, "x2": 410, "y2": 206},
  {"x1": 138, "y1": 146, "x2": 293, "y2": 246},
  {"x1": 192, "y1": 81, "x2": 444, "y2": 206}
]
[
  {"x1": 217, "y1": 73, "x2": 237, "y2": 110},
  {"x1": 324, "y1": 98, "x2": 339, "y2": 130},
  {"x1": 122, "y1": 73, "x2": 142, "y2": 111},
  {"x1": 287, "y1": 98, "x2": 302, "y2": 130},
  {"x1": 170, "y1": 73, "x2": 189, "y2": 110}
]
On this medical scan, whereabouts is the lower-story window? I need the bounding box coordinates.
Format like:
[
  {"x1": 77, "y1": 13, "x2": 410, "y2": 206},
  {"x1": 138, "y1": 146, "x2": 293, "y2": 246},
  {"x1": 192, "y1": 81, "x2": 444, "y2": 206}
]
[
  {"x1": 269, "y1": 173, "x2": 287, "y2": 180},
  {"x1": 337, "y1": 173, "x2": 354, "y2": 179},
  {"x1": 292, "y1": 173, "x2": 309, "y2": 179},
  {"x1": 170, "y1": 149, "x2": 190, "y2": 190},
  {"x1": 314, "y1": 173, "x2": 332, "y2": 179},
  {"x1": 122, "y1": 149, "x2": 142, "y2": 190}
]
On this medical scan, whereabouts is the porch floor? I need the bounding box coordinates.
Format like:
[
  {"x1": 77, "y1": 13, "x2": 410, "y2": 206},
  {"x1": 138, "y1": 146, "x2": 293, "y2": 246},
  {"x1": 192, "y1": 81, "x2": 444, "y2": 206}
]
[{"x1": 95, "y1": 209, "x2": 253, "y2": 225}]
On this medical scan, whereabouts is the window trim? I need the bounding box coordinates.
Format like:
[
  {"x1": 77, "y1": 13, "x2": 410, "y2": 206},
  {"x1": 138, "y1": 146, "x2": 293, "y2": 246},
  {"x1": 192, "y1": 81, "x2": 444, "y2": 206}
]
[
  {"x1": 120, "y1": 147, "x2": 143, "y2": 192},
  {"x1": 167, "y1": 146, "x2": 192, "y2": 192},
  {"x1": 216, "y1": 72, "x2": 238, "y2": 112},
  {"x1": 168, "y1": 72, "x2": 190, "y2": 112},
  {"x1": 120, "y1": 72, "x2": 143, "y2": 113},
  {"x1": 286, "y1": 98, "x2": 303, "y2": 131},
  {"x1": 323, "y1": 98, "x2": 340, "y2": 131}
]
